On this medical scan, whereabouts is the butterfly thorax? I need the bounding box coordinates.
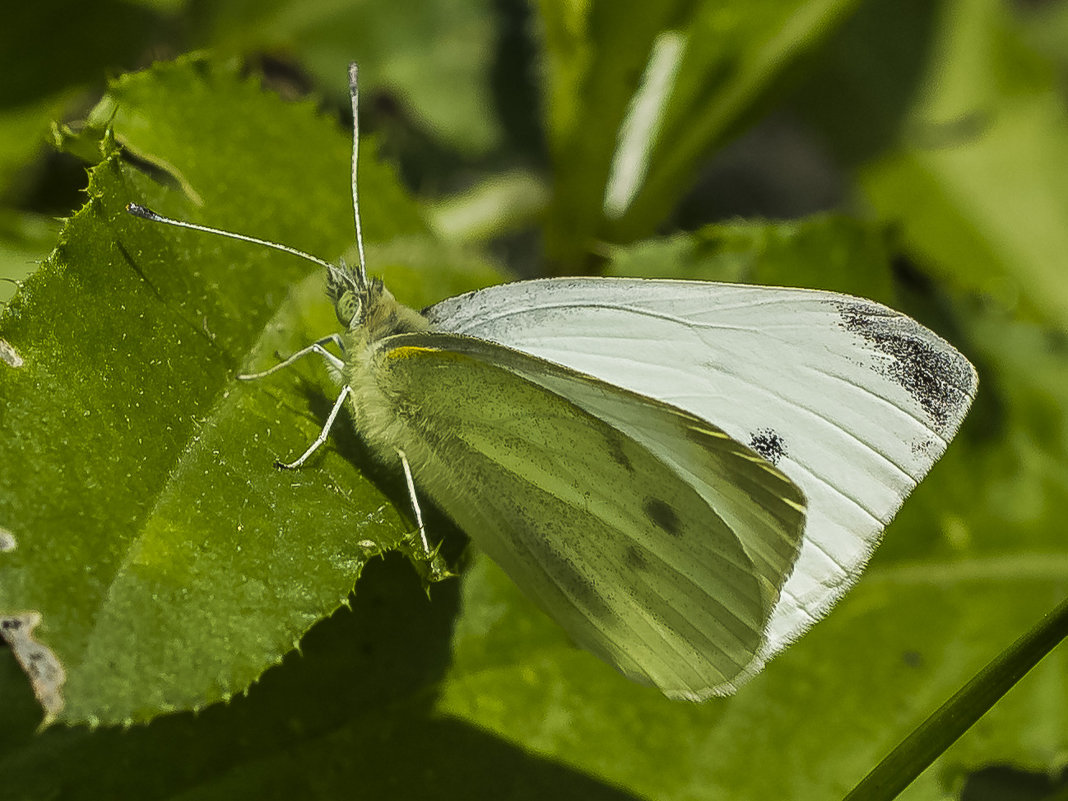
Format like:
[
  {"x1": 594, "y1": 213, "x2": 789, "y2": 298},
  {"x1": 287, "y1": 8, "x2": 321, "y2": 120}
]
[
  {"x1": 336, "y1": 271, "x2": 430, "y2": 461},
  {"x1": 337, "y1": 275, "x2": 429, "y2": 375}
]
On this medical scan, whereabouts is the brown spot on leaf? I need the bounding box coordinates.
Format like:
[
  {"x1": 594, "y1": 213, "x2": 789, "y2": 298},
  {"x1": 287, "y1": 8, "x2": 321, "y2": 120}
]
[
  {"x1": 0, "y1": 611, "x2": 66, "y2": 721},
  {"x1": 0, "y1": 339, "x2": 23, "y2": 368}
]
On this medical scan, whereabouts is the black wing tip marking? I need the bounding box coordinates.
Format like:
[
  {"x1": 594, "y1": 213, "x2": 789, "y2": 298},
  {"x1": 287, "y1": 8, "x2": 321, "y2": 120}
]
[
  {"x1": 833, "y1": 300, "x2": 977, "y2": 432},
  {"x1": 748, "y1": 428, "x2": 787, "y2": 465}
]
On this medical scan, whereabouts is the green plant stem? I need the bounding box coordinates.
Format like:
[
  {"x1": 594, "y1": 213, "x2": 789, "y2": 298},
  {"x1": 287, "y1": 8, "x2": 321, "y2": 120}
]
[{"x1": 845, "y1": 594, "x2": 1068, "y2": 801}]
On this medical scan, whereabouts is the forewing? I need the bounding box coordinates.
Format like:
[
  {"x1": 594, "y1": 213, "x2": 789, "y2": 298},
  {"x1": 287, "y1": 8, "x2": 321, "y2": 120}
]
[
  {"x1": 371, "y1": 333, "x2": 804, "y2": 698},
  {"x1": 426, "y1": 278, "x2": 978, "y2": 658}
]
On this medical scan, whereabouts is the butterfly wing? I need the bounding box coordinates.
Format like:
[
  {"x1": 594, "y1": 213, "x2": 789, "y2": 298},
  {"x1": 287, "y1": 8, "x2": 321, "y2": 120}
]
[
  {"x1": 425, "y1": 278, "x2": 978, "y2": 660},
  {"x1": 365, "y1": 332, "x2": 805, "y2": 698}
]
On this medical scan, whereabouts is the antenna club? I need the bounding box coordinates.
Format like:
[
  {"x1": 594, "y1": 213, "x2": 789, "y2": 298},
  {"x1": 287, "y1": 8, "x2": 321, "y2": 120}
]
[{"x1": 126, "y1": 203, "x2": 160, "y2": 221}]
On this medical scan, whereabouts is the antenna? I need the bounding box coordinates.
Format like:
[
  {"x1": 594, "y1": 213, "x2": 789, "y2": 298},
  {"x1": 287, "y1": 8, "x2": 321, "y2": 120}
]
[
  {"x1": 125, "y1": 203, "x2": 335, "y2": 272},
  {"x1": 348, "y1": 62, "x2": 368, "y2": 288},
  {"x1": 128, "y1": 65, "x2": 370, "y2": 287}
]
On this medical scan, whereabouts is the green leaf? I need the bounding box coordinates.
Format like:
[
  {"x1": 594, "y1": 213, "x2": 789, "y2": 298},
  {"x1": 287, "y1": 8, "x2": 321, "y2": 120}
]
[
  {"x1": 190, "y1": 0, "x2": 502, "y2": 154},
  {"x1": 604, "y1": 213, "x2": 896, "y2": 302},
  {"x1": 845, "y1": 595, "x2": 1068, "y2": 800},
  {"x1": 0, "y1": 211, "x2": 59, "y2": 303},
  {"x1": 0, "y1": 91, "x2": 79, "y2": 201},
  {"x1": 889, "y1": 307, "x2": 1068, "y2": 798},
  {"x1": 800, "y1": 0, "x2": 1068, "y2": 329},
  {"x1": 427, "y1": 170, "x2": 550, "y2": 244},
  {"x1": 0, "y1": 58, "x2": 503, "y2": 726},
  {"x1": 536, "y1": 0, "x2": 863, "y2": 268},
  {"x1": 0, "y1": 0, "x2": 167, "y2": 199},
  {"x1": 2, "y1": 554, "x2": 653, "y2": 800}
]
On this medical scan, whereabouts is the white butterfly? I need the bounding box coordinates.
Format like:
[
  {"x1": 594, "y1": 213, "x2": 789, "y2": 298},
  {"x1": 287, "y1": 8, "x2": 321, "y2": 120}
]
[
  {"x1": 129, "y1": 64, "x2": 977, "y2": 701},
  {"x1": 426, "y1": 277, "x2": 977, "y2": 689}
]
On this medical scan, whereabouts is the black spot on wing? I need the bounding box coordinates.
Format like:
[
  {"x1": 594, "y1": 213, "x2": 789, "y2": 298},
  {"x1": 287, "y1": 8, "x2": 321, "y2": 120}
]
[
  {"x1": 749, "y1": 428, "x2": 786, "y2": 465},
  {"x1": 835, "y1": 301, "x2": 975, "y2": 432},
  {"x1": 643, "y1": 497, "x2": 681, "y2": 537}
]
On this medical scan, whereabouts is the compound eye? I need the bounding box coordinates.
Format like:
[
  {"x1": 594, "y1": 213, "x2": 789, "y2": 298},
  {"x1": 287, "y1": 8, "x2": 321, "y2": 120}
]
[{"x1": 335, "y1": 291, "x2": 362, "y2": 327}]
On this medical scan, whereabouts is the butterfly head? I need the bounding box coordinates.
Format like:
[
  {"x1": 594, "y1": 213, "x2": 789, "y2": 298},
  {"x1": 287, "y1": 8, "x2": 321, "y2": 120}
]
[
  {"x1": 327, "y1": 259, "x2": 367, "y2": 329},
  {"x1": 328, "y1": 262, "x2": 427, "y2": 341}
]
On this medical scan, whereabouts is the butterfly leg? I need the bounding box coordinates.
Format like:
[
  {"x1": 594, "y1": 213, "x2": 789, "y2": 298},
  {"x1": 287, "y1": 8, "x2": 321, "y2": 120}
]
[
  {"x1": 238, "y1": 334, "x2": 346, "y2": 379},
  {"x1": 396, "y1": 449, "x2": 430, "y2": 554},
  {"x1": 276, "y1": 385, "x2": 352, "y2": 470}
]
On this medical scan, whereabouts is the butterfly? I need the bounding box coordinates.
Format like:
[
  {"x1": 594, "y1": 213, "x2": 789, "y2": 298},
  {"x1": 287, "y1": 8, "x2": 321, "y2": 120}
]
[{"x1": 128, "y1": 63, "x2": 977, "y2": 700}]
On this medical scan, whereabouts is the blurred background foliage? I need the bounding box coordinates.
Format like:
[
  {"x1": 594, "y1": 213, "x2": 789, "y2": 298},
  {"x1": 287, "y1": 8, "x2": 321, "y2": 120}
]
[{"x1": 1, "y1": 0, "x2": 1067, "y2": 799}]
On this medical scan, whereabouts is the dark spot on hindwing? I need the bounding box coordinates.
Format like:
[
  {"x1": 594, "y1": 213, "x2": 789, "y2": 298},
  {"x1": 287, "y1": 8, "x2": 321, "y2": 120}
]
[
  {"x1": 625, "y1": 545, "x2": 649, "y2": 572},
  {"x1": 606, "y1": 433, "x2": 634, "y2": 473},
  {"x1": 749, "y1": 428, "x2": 786, "y2": 465},
  {"x1": 518, "y1": 519, "x2": 613, "y2": 619},
  {"x1": 543, "y1": 548, "x2": 609, "y2": 618},
  {"x1": 643, "y1": 497, "x2": 681, "y2": 537},
  {"x1": 834, "y1": 300, "x2": 974, "y2": 433}
]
